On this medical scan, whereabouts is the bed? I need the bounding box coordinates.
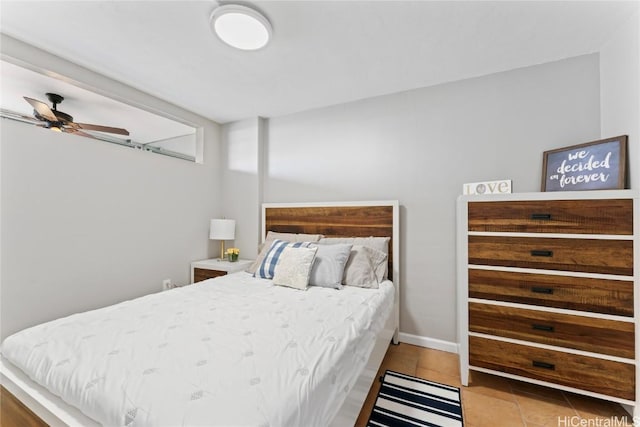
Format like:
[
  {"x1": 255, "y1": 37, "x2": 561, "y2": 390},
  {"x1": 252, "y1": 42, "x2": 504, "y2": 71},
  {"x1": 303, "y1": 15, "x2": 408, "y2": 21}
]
[{"x1": 1, "y1": 201, "x2": 400, "y2": 426}]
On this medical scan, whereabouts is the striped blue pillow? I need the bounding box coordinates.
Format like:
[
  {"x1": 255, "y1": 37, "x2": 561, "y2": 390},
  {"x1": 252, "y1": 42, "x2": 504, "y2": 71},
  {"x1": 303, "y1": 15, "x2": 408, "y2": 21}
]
[{"x1": 256, "y1": 239, "x2": 312, "y2": 279}]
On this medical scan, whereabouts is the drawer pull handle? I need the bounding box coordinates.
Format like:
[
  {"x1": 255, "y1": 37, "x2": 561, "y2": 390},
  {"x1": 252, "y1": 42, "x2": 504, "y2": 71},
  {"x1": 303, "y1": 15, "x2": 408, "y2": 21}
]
[
  {"x1": 531, "y1": 213, "x2": 552, "y2": 220},
  {"x1": 531, "y1": 287, "x2": 554, "y2": 294},
  {"x1": 532, "y1": 360, "x2": 555, "y2": 370},
  {"x1": 531, "y1": 250, "x2": 553, "y2": 257},
  {"x1": 532, "y1": 324, "x2": 555, "y2": 332}
]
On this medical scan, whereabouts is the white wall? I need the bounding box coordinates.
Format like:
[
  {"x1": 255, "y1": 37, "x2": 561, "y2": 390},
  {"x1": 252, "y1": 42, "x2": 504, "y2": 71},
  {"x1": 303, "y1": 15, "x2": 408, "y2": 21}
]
[
  {"x1": 600, "y1": 12, "x2": 640, "y2": 189},
  {"x1": 220, "y1": 118, "x2": 264, "y2": 260},
  {"x1": 262, "y1": 55, "x2": 601, "y2": 344},
  {"x1": 0, "y1": 119, "x2": 221, "y2": 340}
]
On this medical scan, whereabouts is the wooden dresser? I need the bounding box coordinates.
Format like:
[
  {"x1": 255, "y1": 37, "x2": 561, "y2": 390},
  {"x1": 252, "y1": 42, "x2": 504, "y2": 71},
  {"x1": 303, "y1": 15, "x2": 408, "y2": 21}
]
[{"x1": 457, "y1": 190, "x2": 638, "y2": 415}]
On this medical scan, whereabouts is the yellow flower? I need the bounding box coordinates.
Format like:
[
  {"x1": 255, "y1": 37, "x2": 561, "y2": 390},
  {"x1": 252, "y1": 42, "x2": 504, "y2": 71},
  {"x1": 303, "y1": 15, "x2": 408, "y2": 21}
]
[{"x1": 226, "y1": 248, "x2": 240, "y2": 255}]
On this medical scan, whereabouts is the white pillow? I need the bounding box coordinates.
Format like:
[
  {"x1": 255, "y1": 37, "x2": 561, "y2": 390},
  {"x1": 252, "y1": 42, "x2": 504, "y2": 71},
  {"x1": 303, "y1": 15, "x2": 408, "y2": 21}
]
[
  {"x1": 273, "y1": 246, "x2": 318, "y2": 290},
  {"x1": 308, "y1": 243, "x2": 353, "y2": 289},
  {"x1": 255, "y1": 240, "x2": 313, "y2": 279}
]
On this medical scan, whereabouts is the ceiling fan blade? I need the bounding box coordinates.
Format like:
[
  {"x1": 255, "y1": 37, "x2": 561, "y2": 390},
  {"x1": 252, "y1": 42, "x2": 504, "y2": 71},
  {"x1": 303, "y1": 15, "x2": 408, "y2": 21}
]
[
  {"x1": 68, "y1": 129, "x2": 99, "y2": 140},
  {"x1": 76, "y1": 123, "x2": 129, "y2": 136},
  {"x1": 23, "y1": 97, "x2": 58, "y2": 121}
]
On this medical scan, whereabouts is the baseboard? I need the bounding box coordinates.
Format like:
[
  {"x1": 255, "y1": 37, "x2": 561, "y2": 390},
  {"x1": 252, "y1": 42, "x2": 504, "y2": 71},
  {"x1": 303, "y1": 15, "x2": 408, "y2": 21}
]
[{"x1": 398, "y1": 332, "x2": 458, "y2": 354}]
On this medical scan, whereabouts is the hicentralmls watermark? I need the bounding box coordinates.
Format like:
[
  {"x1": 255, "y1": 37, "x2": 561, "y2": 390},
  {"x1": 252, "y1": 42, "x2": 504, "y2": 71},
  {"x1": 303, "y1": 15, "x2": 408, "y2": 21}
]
[{"x1": 557, "y1": 416, "x2": 638, "y2": 427}]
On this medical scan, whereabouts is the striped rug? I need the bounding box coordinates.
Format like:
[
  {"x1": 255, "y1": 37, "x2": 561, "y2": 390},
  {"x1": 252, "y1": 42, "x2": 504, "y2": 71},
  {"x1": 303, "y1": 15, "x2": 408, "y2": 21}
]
[{"x1": 367, "y1": 370, "x2": 464, "y2": 427}]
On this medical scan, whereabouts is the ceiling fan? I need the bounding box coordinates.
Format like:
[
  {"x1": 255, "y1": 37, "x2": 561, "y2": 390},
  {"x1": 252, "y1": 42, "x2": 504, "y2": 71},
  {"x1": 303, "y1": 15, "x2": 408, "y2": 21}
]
[{"x1": 22, "y1": 93, "x2": 129, "y2": 138}]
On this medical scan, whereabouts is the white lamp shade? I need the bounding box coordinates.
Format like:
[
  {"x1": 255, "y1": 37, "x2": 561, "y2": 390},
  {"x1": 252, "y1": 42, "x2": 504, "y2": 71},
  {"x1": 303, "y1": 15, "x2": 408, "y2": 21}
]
[{"x1": 209, "y1": 219, "x2": 236, "y2": 240}]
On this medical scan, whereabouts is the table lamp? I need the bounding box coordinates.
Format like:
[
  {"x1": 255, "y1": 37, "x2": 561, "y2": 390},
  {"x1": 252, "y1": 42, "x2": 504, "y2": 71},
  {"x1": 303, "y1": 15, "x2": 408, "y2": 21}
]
[{"x1": 210, "y1": 219, "x2": 236, "y2": 261}]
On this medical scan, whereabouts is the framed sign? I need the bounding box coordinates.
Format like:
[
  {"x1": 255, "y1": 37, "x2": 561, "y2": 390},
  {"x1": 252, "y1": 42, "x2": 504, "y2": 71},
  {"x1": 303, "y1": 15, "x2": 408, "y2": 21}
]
[{"x1": 541, "y1": 135, "x2": 628, "y2": 192}]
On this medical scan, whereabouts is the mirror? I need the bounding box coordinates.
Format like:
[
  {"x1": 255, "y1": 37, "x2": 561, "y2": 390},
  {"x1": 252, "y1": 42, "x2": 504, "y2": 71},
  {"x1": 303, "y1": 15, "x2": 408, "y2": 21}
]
[{"x1": 0, "y1": 60, "x2": 199, "y2": 162}]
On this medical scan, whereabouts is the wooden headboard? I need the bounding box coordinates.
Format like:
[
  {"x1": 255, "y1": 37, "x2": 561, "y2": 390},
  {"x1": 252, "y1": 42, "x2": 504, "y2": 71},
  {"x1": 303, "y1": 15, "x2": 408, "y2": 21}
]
[{"x1": 262, "y1": 201, "x2": 399, "y2": 282}]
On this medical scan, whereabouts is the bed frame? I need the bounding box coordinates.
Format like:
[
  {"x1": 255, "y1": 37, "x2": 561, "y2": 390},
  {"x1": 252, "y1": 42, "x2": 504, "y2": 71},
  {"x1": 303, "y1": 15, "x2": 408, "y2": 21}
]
[
  {"x1": 1, "y1": 200, "x2": 400, "y2": 426},
  {"x1": 263, "y1": 200, "x2": 400, "y2": 426}
]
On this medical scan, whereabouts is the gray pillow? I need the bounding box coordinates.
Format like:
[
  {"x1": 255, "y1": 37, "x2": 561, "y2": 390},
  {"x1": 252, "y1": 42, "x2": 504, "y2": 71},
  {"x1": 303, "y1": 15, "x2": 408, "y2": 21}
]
[
  {"x1": 343, "y1": 245, "x2": 388, "y2": 289},
  {"x1": 318, "y1": 236, "x2": 390, "y2": 254},
  {"x1": 308, "y1": 244, "x2": 353, "y2": 289},
  {"x1": 318, "y1": 236, "x2": 390, "y2": 279}
]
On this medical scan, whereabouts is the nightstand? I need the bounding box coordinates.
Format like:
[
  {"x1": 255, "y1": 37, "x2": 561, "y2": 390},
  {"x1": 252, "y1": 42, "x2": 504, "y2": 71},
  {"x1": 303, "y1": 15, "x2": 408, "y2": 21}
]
[{"x1": 190, "y1": 258, "x2": 253, "y2": 283}]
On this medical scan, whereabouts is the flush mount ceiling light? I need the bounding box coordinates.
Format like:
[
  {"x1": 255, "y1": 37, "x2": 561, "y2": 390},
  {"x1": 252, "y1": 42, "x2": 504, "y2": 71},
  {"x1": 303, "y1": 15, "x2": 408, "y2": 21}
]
[{"x1": 210, "y1": 4, "x2": 272, "y2": 51}]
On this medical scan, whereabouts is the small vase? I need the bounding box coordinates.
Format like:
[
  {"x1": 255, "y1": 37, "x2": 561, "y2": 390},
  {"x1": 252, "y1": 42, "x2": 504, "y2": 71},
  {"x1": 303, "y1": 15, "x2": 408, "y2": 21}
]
[{"x1": 228, "y1": 253, "x2": 238, "y2": 262}]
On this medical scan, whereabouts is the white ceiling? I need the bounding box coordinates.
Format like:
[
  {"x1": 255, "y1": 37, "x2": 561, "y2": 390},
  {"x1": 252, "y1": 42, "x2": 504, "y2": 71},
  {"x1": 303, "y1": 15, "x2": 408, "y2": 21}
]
[{"x1": 0, "y1": 1, "x2": 638, "y2": 125}]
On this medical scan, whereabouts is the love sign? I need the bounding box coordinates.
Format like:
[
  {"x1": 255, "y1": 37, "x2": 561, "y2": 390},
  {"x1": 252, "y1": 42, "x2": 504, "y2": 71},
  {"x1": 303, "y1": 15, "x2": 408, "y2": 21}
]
[
  {"x1": 463, "y1": 180, "x2": 512, "y2": 195},
  {"x1": 541, "y1": 136, "x2": 627, "y2": 192}
]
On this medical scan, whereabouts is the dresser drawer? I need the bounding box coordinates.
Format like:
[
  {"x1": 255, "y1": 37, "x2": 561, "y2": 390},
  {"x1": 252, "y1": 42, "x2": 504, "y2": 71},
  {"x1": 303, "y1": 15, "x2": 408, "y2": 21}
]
[
  {"x1": 194, "y1": 268, "x2": 227, "y2": 283},
  {"x1": 468, "y1": 235, "x2": 633, "y2": 276},
  {"x1": 469, "y1": 303, "x2": 634, "y2": 358},
  {"x1": 468, "y1": 199, "x2": 633, "y2": 235},
  {"x1": 469, "y1": 336, "x2": 635, "y2": 400},
  {"x1": 468, "y1": 269, "x2": 634, "y2": 316}
]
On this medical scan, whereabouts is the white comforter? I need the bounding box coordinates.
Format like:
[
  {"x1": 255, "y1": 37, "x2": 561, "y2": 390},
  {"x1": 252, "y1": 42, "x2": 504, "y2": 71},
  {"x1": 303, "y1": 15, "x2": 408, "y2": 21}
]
[{"x1": 1, "y1": 272, "x2": 394, "y2": 426}]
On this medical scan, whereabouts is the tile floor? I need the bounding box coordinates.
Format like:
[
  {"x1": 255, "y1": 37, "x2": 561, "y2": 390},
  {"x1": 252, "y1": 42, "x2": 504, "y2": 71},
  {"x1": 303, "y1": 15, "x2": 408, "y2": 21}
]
[{"x1": 354, "y1": 343, "x2": 635, "y2": 427}]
